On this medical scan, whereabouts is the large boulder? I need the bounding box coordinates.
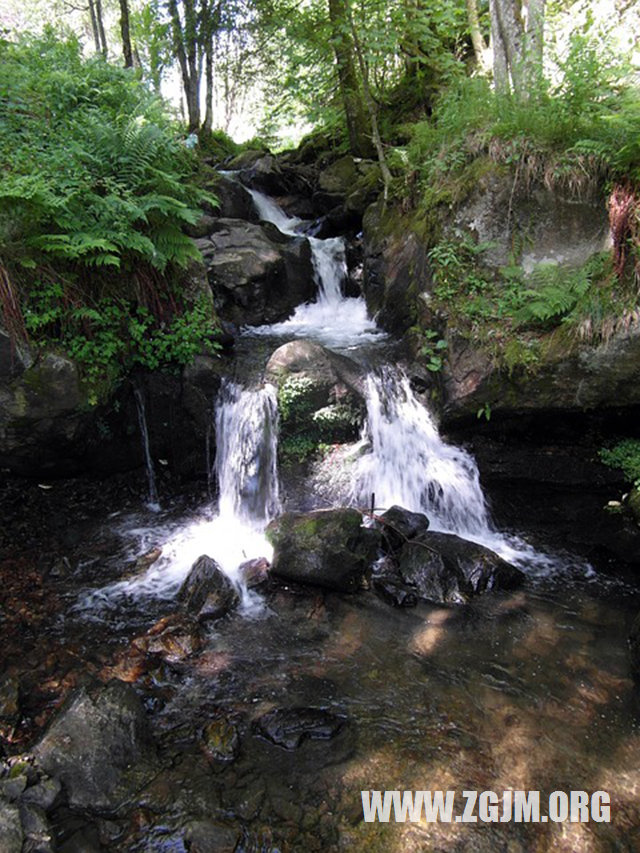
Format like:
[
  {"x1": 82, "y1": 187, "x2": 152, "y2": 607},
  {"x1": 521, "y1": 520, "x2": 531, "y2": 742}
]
[
  {"x1": 0, "y1": 351, "x2": 88, "y2": 474},
  {"x1": 266, "y1": 341, "x2": 366, "y2": 465},
  {"x1": 444, "y1": 326, "x2": 640, "y2": 421},
  {"x1": 32, "y1": 681, "x2": 159, "y2": 814},
  {"x1": 266, "y1": 508, "x2": 381, "y2": 592},
  {"x1": 372, "y1": 527, "x2": 524, "y2": 606},
  {"x1": 178, "y1": 555, "x2": 239, "y2": 622},
  {"x1": 196, "y1": 219, "x2": 315, "y2": 326}
]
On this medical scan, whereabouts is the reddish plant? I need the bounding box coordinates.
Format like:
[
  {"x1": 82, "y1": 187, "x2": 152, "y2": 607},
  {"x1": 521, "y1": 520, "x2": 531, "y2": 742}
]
[
  {"x1": 608, "y1": 182, "x2": 640, "y2": 281},
  {"x1": 0, "y1": 263, "x2": 28, "y2": 349}
]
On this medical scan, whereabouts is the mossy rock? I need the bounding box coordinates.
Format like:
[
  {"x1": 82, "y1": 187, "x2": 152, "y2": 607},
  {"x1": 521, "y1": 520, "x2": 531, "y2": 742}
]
[{"x1": 266, "y1": 508, "x2": 381, "y2": 592}]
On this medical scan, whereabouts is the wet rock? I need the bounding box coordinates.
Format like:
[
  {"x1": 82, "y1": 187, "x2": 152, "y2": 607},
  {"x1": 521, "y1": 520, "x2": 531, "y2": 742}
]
[
  {"x1": 267, "y1": 509, "x2": 381, "y2": 593},
  {"x1": 371, "y1": 558, "x2": 418, "y2": 608},
  {"x1": 0, "y1": 777, "x2": 26, "y2": 803},
  {"x1": 32, "y1": 681, "x2": 159, "y2": 814},
  {"x1": 362, "y1": 199, "x2": 431, "y2": 335},
  {"x1": 201, "y1": 717, "x2": 240, "y2": 763},
  {"x1": 254, "y1": 708, "x2": 346, "y2": 750},
  {"x1": 19, "y1": 802, "x2": 54, "y2": 853},
  {"x1": 178, "y1": 555, "x2": 239, "y2": 622},
  {"x1": 132, "y1": 614, "x2": 203, "y2": 663},
  {"x1": 238, "y1": 556, "x2": 270, "y2": 589},
  {"x1": 0, "y1": 675, "x2": 19, "y2": 724},
  {"x1": 196, "y1": 219, "x2": 314, "y2": 326},
  {"x1": 317, "y1": 156, "x2": 381, "y2": 215},
  {"x1": 21, "y1": 777, "x2": 62, "y2": 812},
  {"x1": 0, "y1": 799, "x2": 23, "y2": 853},
  {"x1": 184, "y1": 820, "x2": 241, "y2": 853},
  {"x1": 396, "y1": 532, "x2": 524, "y2": 605},
  {"x1": 377, "y1": 505, "x2": 430, "y2": 551},
  {"x1": 208, "y1": 173, "x2": 259, "y2": 222},
  {"x1": 266, "y1": 341, "x2": 366, "y2": 460}
]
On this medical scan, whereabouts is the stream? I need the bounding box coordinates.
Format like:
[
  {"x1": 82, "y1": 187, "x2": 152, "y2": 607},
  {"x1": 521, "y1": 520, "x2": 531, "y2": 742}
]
[{"x1": 1, "y1": 189, "x2": 640, "y2": 852}]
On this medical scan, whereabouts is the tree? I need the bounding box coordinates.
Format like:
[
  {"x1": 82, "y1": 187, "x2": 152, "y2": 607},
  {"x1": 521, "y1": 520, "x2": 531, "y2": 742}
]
[
  {"x1": 119, "y1": 0, "x2": 134, "y2": 67},
  {"x1": 490, "y1": 0, "x2": 545, "y2": 97},
  {"x1": 327, "y1": 0, "x2": 370, "y2": 156}
]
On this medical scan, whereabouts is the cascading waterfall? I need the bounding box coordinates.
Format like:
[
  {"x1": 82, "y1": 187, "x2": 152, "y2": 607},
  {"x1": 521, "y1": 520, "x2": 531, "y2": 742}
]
[
  {"x1": 133, "y1": 387, "x2": 160, "y2": 510},
  {"x1": 354, "y1": 368, "x2": 491, "y2": 537},
  {"x1": 214, "y1": 380, "x2": 280, "y2": 523},
  {"x1": 354, "y1": 367, "x2": 554, "y2": 570},
  {"x1": 82, "y1": 382, "x2": 280, "y2": 609},
  {"x1": 247, "y1": 188, "x2": 381, "y2": 347}
]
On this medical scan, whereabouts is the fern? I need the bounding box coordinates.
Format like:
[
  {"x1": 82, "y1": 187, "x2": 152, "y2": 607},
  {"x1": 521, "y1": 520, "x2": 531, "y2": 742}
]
[{"x1": 513, "y1": 263, "x2": 593, "y2": 328}]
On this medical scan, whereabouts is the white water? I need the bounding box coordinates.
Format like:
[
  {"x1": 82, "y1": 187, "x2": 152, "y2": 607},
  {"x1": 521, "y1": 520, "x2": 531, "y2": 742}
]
[
  {"x1": 80, "y1": 383, "x2": 279, "y2": 611},
  {"x1": 247, "y1": 189, "x2": 382, "y2": 348},
  {"x1": 354, "y1": 368, "x2": 560, "y2": 573}
]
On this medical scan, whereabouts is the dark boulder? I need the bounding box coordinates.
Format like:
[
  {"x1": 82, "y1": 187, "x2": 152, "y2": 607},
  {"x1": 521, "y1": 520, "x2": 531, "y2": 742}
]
[
  {"x1": 395, "y1": 531, "x2": 524, "y2": 605},
  {"x1": 254, "y1": 707, "x2": 346, "y2": 750},
  {"x1": 178, "y1": 555, "x2": 239, "y2": 622},
  {"x1": 196, "y1": 218, "x2": 315, "y2": 326},
  {"x1": 377, "y1": 505, "x2": 430, "y2": 552},
  {"x1": 32, "y1": 681, "x2": 158, "y2": 814},
  {"x1": 208, "y1": 173, "x2": 259, "y2": 222},
  {"x1": 266, "y1": 508, "x2": 381, "y2": 592}
]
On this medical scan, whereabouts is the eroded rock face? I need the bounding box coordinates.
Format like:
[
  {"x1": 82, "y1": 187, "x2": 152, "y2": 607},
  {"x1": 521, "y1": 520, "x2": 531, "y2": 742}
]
[
  {"x1": 32, "y1": 681, "x2": 158, "y2": 814},
  {"x1": 444, "y1": 326, "x2": 640, "y2": 422},
  {"x1": 266, "y1": 508, "x2": 381, "y2": 592},
  {"x1": 196, "y1": 219, "x2": 315, "y2": 326}
]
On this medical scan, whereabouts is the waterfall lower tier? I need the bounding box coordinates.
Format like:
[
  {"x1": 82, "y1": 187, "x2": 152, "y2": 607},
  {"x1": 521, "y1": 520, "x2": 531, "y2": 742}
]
[
  {"x1": 353, "y1": 367, "x2": 555, "y2": 572},
  {"x1": 215, "y1": 380, "x2": 280, "y2": 524},
  {"x1": 81, "y1": 382, "x2": 280, "y2": 610}
]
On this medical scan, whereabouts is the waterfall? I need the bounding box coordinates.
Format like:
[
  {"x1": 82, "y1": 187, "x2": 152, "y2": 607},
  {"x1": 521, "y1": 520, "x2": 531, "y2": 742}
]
[
  {"x1": 354, "y1": 368, "x2": 490, "y2": 537},
  {"x1": 82, "y1": 382, "x2": 279, "y2": 608},
  {"x1": 133, "y1": 387, "x2": 160, "y2": 510},
  {"x1": 354, "y1": 367, "x2": 550, "y2": 569},
  {"x1": 214, "y1": 380, "x2": 280, "y2": 524},
  {"x1": 247, "y1": 188, "x2": 381, "y2": 347}
]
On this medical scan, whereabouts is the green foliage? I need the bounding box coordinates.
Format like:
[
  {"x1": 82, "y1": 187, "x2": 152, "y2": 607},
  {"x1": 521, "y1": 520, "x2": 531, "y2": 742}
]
[
  {"x1": 0, "y1": 32, "x2": 212, "y2": 274},
  {"x1": 513, "y1": 264, "x2": 593, "y2": 328},
  {"x1": 407, "y1": 30, "x2": 640, "y2": 203},
  {"x1": 476, "y1": 402, "x2": 491, "y2": 421},
  {"x1": 419, "y1": 329, "x2": 448, "y2": 372},
  {"x1": 600, "y1": 439, "x2": 640, "y2": 488},
  {"x1": 277, "y1": 374, "x2": 361, "y2": 464},
  {"x1": 22, "y1": 279, "x2": 221, "y2": 402}
]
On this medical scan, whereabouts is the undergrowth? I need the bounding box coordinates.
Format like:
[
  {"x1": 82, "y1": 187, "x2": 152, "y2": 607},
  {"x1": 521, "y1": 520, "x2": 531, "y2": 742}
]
[{"x1": 0, "y1": 31, "x2": 221, "y2": 399}]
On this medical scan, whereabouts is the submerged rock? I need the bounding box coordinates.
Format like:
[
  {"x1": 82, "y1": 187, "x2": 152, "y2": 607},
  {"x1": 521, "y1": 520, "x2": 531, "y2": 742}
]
[
  {"x1": 178, "y1": 555, "x2": 239, "y2": 622},
  {"x1": 266, "y1": 509, "x2": 380, "y2": 592},
  {"x1": 201, "y1": 716, "x2": 240, "y2": 763},
  {"x1": 254, "y1": 707, "x2": 346, "y2": 750},
  {"x1": 628, "y1": 612, "x2": 640, "y2": 680},
  {"x1": 32, "y1": 681, "x2": 158, "y2": 814},
  {"x1": 184, "y1": 819, "x2": 241, "y2": 853}
]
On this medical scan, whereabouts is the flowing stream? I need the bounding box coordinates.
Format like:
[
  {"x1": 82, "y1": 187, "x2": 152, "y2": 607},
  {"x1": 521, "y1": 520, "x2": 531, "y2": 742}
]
[{"x1": 15, "y1": 184, "x2": 639, "y2": 851}]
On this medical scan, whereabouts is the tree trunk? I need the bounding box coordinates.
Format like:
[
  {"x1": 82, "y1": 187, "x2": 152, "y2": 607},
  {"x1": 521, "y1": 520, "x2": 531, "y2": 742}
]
[
  {"x1": 119, "y1": 0, "x2": 134, "y2": 68},
  {"x1": 466, "y1": 0, "x2": 489, "y2": 71},
  {"x1": 168, "y1": 0, "x2": 201, "y2": 131},
  {"x1": 346, "y1": 4, "x2": 392, "y2": 203},
  {"x1": 328, "y1": 0, "x2": 370, "y2": 157},
  {"x1": 88, "y1": 0, "x2": 101, "y2": 54},
  {"x1": 522, "y1": 0, "x2": 545, "y2": 93},
  {"x1": 203, "y1": 36, "x2": 214, "y2": 133},
  {"x1": 95, "y1": 0, "x2": 108, "y2": 56}
]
